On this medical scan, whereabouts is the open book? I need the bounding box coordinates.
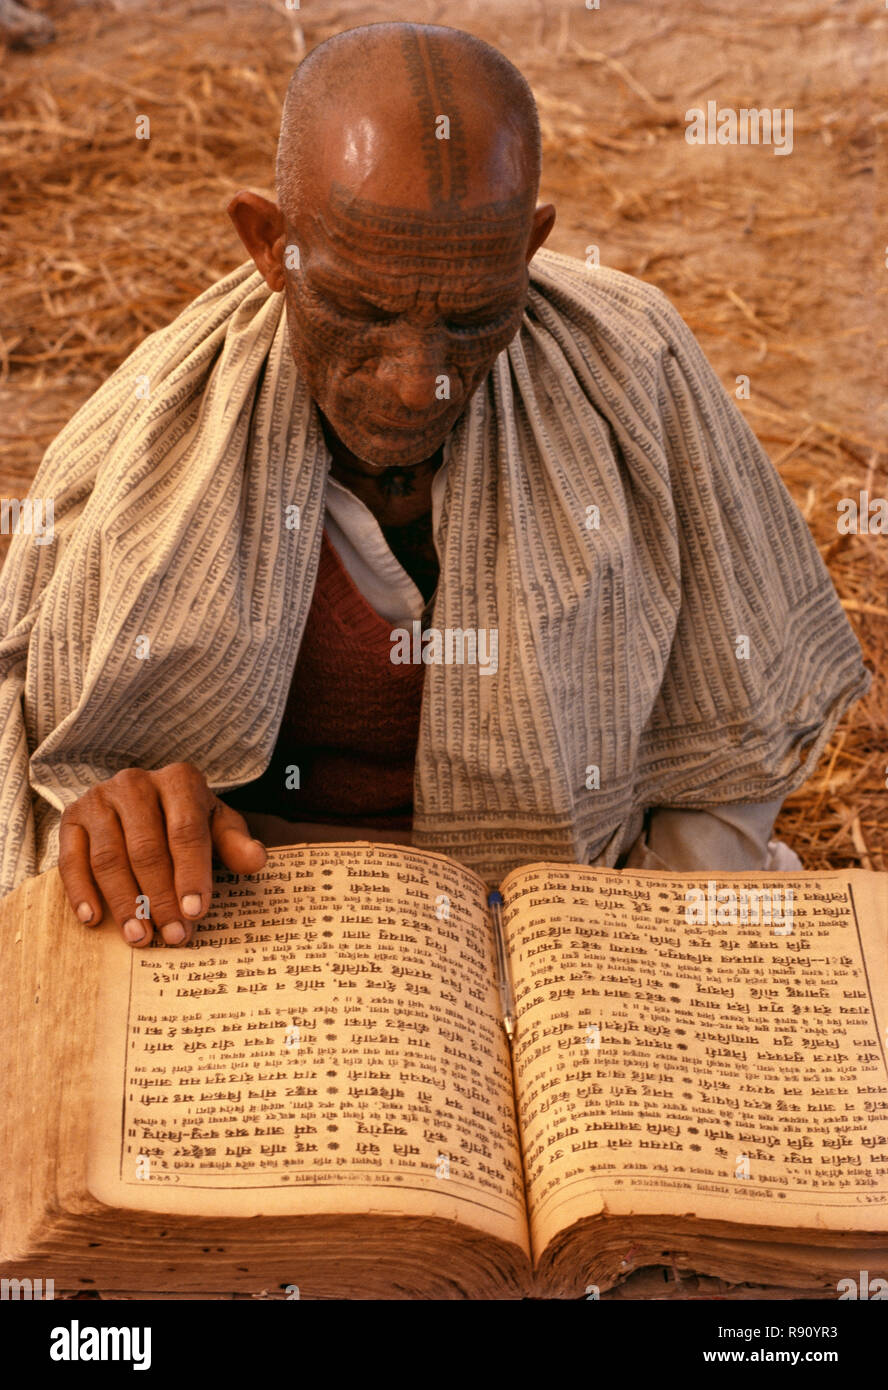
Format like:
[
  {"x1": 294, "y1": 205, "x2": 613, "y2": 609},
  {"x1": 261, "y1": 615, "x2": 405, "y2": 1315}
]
[{"x1": 2, "y1": 842, "x2": 887, "y2": 1298}]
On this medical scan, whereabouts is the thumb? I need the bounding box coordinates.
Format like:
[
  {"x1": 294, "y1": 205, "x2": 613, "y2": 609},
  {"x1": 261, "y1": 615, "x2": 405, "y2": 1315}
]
[{"x1": 209, "y1": 800, "x2": 268, "y2": 874}]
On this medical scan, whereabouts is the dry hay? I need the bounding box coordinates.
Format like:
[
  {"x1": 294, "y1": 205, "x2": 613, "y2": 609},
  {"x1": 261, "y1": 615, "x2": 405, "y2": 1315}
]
[{"x1": 0, "y1": 0, "x2": 885, "y2": 868}]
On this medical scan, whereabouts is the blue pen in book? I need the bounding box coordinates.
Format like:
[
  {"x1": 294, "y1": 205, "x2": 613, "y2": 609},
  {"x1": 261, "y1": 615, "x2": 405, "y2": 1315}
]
[{"x1": 487, "y1": 890, "x2": 517, "y2": 1043}]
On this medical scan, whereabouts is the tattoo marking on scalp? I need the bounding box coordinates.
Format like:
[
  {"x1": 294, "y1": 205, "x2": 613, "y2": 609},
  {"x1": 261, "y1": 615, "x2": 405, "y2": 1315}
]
[{"x1": 398, "y1": 28, "x2": 470, "y2": 211}]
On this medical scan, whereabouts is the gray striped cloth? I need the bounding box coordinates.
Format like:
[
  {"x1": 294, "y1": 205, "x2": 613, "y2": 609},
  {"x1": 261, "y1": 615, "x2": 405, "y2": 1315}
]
[{"x1": 0, "y1": 249, "x2": 870, "y2": 894}]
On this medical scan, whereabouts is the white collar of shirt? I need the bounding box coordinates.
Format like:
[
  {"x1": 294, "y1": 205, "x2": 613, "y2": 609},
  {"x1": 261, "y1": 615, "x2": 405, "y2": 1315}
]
[{"x1": 323, "y1": 433, "x2": 451, "y2": 626}]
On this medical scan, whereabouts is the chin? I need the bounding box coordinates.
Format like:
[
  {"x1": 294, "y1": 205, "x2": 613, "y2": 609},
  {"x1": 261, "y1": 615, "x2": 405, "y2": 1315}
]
[{"x1": 341, "y1": 428, "x2": 443, "y2": 469}]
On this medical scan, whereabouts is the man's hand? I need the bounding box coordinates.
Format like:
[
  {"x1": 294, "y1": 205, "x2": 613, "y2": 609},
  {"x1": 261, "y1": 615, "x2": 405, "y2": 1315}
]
[{"x1": 58, "y1": 762, "x2": 267, "y2": 948}]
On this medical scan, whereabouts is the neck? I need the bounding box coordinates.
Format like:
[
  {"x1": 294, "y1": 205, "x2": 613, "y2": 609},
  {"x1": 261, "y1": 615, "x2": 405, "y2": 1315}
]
[{"x1": 319, "y1": 409, "x2": 445, "y2": 520}]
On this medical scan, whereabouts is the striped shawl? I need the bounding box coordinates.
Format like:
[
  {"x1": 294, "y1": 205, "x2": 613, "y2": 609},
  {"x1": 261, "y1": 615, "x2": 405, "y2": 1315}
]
[{"x1": 0, "y1": 248, "x2": 870, "y2": 893}]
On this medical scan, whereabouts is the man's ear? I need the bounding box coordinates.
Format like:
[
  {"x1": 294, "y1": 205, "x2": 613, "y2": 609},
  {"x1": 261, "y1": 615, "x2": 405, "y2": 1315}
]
[
  {"x1": 525, "y1": 203, "x2": 556, "y2": 263},
  {"x1": 226, "y1": 191, "x2": 287, "y2": 291}
]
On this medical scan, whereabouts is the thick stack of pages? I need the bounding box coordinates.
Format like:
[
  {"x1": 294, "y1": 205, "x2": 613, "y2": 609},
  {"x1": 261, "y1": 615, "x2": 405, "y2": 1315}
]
[{"x1": 1, "y1": 843, "x2": 886, "y2": 1297}]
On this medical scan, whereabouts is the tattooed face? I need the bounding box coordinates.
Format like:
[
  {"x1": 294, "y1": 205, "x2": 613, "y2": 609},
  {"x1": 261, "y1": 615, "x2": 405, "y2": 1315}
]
[
  {"x1": 282, "y1": 185, "x2": 533, "y2": 469},
  {"x1": 230, "y1": 25, "x2": 554, "y2": 473},
  {"x1": 279, "y1": 25, "x2": 547, "y2": 470}
]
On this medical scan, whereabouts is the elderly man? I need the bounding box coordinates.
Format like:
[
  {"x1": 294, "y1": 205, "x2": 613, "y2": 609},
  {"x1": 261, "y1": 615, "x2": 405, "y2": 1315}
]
[{"x1": 0, "y1": 22, "x2": 869, "y2": 948}]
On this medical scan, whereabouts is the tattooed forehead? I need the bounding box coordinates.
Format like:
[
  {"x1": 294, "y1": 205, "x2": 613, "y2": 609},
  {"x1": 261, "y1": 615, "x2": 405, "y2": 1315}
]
[{"x1": 311, "y1": 182, "x2": 531, "y2": 268}]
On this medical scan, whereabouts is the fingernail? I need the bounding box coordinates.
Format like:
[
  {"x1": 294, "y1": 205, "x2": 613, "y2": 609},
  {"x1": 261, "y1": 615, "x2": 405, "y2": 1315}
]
[
  {"x1": 123, "y1": 918, "x2": 147, "y2": 944},
  {"x1": 162, "y1": 921, "x2": 186, "y2": 945},
  {"x1": 182, "y1": 893, "x2": 202, "y2": 916},
  {"x1": 76, "y1": 901, "x2": 95, "y2": 924}
]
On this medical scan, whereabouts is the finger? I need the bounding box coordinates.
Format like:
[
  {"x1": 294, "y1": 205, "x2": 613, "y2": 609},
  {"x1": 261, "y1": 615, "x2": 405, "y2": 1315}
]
[
  {"x1": 58, "y1": 816, "x2": 102, "y2": 926},
  {"x1": 156, "y1": 765, "x2": 215, "y2": 935},
  {"x1": 85, "y1": 800, "x2": 155, "y2": 947},
  {"x1": 109, "y1": 772, "x2": 191, "y2": 948},
  {"x1": 210, "y1": 800, "x2": 268, "y2": 874}
]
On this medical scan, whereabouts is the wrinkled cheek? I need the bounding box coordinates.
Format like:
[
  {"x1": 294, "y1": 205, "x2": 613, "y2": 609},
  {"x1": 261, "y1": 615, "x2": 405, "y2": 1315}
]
[
  {"x1": 459, "y1": 346, "x2": 499, "y2": 388},
  {"x1": 288, "y1": 313, "x2": 368, "y2": 401}
]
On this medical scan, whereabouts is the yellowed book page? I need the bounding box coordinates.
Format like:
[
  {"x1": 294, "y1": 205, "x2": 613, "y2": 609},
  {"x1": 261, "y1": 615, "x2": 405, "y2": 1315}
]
[
  {"x1": 499, "y1": 863, "x2": 888, "y2": 1260},
  {"x1": 89, "y1": 842, "x2": 528, "y2": 1254}
]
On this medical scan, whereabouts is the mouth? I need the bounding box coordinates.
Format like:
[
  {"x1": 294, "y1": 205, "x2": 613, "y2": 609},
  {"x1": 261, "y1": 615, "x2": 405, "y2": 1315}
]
[
  {"x1": 338, "y1": 396, "x2": 453, "y2": 431},
  {"x1": 322, "y1": 400, "x2": 455, "y2": 469},
  {"x1": 362, "y1": 411, "x2": 449, "y2": 435},
  {"x1": 367, "y1": 419, "x2": 424, "y2": 434}
]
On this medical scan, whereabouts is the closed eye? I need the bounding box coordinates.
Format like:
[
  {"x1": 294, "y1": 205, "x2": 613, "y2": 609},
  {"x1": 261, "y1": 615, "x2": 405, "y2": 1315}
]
[
  {"x1": 319, "y1": 284, "x2": 517, "y2": 335},
  {"x1": 444, "y1": 308, "x2": 515, "y2": 336},
  {"x1": 337, "y1": 302, "x2": 397, "y2": 324},
  {"x1": 310, "y1": 285, "x2": 396, "y2": 324}
]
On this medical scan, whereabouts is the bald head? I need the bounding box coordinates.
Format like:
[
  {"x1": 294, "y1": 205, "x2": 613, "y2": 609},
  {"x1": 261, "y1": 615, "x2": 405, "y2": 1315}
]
[
  {"x1": 228, "y1": 23, "x2": 553, "y2": 471},
  {"x1": 275, "y1": 22, "x2": 541, "y2": 227}
]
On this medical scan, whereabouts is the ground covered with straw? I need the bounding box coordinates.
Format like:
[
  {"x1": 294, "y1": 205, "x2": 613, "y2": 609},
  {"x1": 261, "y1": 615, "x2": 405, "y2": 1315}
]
[{"x1": 1, "y1": 0, "x2": 885, "y2": 869}]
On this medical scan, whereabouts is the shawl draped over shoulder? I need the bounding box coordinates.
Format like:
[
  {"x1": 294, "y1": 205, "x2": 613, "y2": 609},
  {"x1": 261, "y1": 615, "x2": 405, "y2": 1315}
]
[{"x1": 0, "y1": 249, "x2": 870, "y2": 893}]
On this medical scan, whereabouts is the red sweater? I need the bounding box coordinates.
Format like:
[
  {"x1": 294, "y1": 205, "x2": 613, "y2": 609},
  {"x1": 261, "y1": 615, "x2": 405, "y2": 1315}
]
[{"x1": 223, "y1": 529, "x2": 425, "y2": 829}]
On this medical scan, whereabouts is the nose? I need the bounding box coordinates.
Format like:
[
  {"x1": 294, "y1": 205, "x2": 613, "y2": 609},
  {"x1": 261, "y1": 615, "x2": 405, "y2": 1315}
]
[{"x1": 373, "y1": 327, "x2": 454, "y2": 413}]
